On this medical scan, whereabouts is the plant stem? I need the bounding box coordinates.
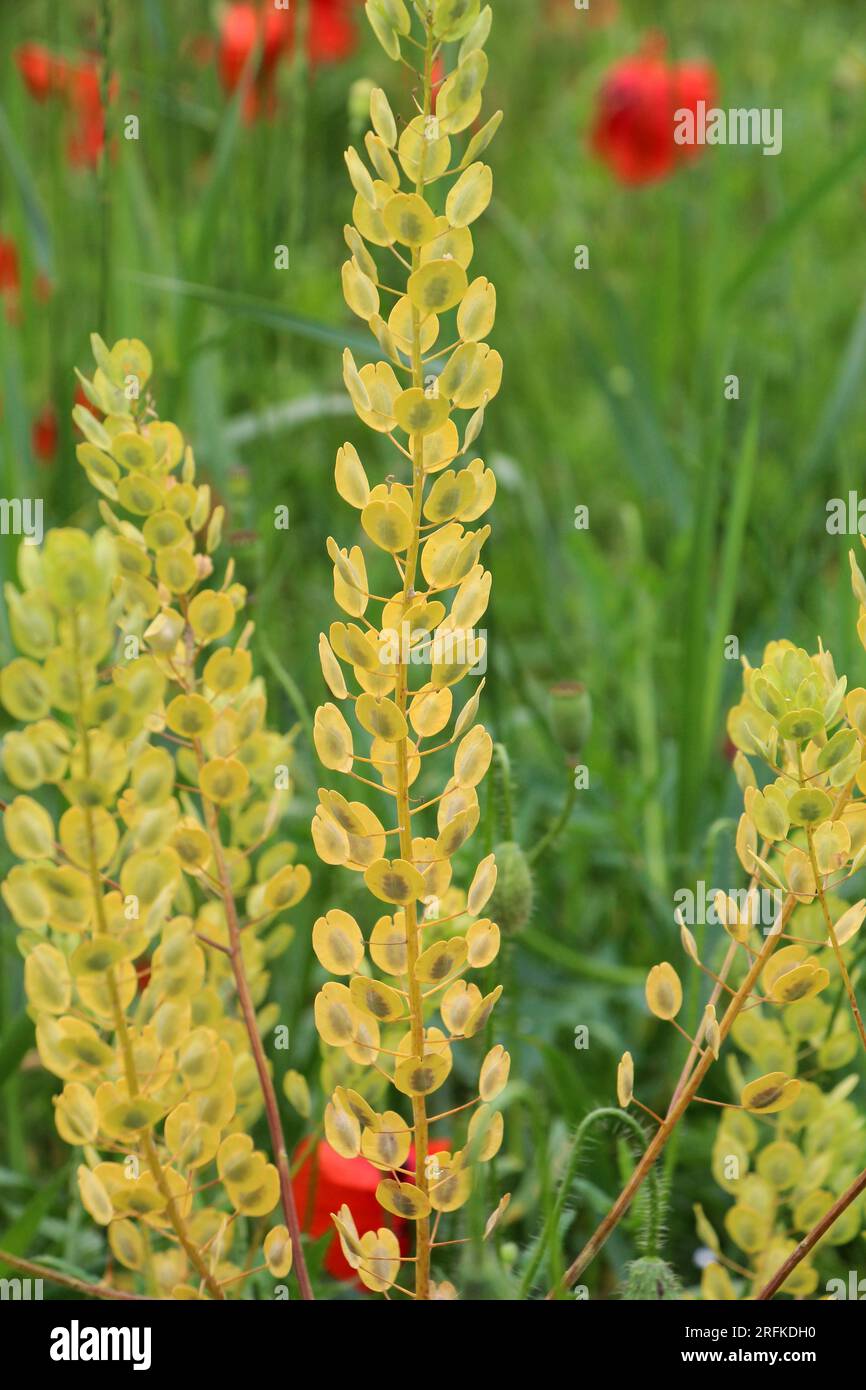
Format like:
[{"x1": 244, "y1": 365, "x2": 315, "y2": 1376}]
[
  {"x1": 0, "y1": 1249, "x2": 156, "y2": 1302},
  {"x1": 393, "y1": 16, "x2": 435, "y2": 1301},
  {"x1": 805, "y1": 825, "x2": 866, "y2": 1052},
  {"x1": 756, "y1": 1164, "x2": 866, "y2": 1300},
  {"x1": 549, "y1": 888, "x2": 799, "y2": 1297},
  {"x1": 194, "y1": 740, "x2": 314, "y2": 1301}
]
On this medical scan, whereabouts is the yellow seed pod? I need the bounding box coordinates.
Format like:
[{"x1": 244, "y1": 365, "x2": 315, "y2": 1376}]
[
  {"x1": 282, "y1": 1069, "x2": 311, "y2": 1118},
  {"x1": 769, "y1": 962, "x2": 830, "y2": 1004},
  {"x1": 376, "y1": 1179, "x2": 431, "y2": 1221},
  {"x1": 171, "y1": 818, "x2": 212, "y2": 872},
  {"x1": 467, "y1": 853, "x2": 496, "y2": 914},
  {"x1": 407, "y1": 259, "x2": 468, "y2": 315},
  {"x1": 365, "y1": 857, "x2": 426, "y2": 905},
  {"x1": 414, "y1": 937, "x2": 467, "y2": 985},
  {"x1": 335, "y1": 442, "x2": 370, "y2": 510},
  {"x1": 166, "y1": 693, "x2": 214, "y2": 738},
  {"x1": 4, "y1": 795, "x2": 54, "y2": 859},
  {"x1": 756, "y1": 1140, "x2": 804, "y2": 1191},
  {"x1": 370, "y1": 86, "x2": 397, "y2": 146},
  {"x1": 319, "y1": 633, "x2": 349, "y2": 700},
  {"x1": 740, "y1": 1072, "x2": 801, "y2": 1114},
  {"x1": 454, "y1": 724, "x2": 493, "y2": 788},
  {"x1": 369, "y1": 913, "x2": 408, "y2": 976},
  {"x1": 388, "y1": 297, "x2": 439, "y2": 356},
  {"x1": 37, "y1": 865, "x2": 93, "y2": 932},
  {"x1": 25, "y1": 942, "x2": 72, "y2": 1014},
  {"x1": 350, "y1": 974, "x2": 405, "y2": 1023},
  {"x1": 441, "y1": 979, "x2": 481, "y2": 1036},
  {"x1": 479, "y1": 1044, "x2": 510, "y2": 1101},
  {"x1": 188, "y1": 590, "x2": 235, "y2": 643},
  {"x1": 831, "y1": 897, "x2": 866, "y2": 945},
  {"x1": 314, "y1": 703, "x2": 354, "y2": 773},
  {"x1": 77, "y1": 1164, "x2": 113, "y2": 1227},
  {"x1": 438, "y1": 49, "x2": 488, "y2": 133},
  {"x1": 446, "y1": 161, "x2": 493, "y2": 228},
  {"x1": 397, "y1": 116, "x2": 451, "y2": 183},
  {"x1": 142, "y1": 509, "x2": 188, "y2": 550},
  {"x1": 344, "y1": 145, "x2": 376, "y2": 206},
  {"x1": 202, "y1": 647, "x2": 252, "y2": 695},
  {"x1": 342, "y1": 260, "x2": 380, "y2": 321},
  {"x1": 324, "y1": 1099, "x2": 361, "y2": 1158},
  {"x1": 108, "y1": 1220, "x2": 146, "y2": 1272},
  {"x1": 356, "y1": 693, "x2": 407, "y2": 743},
  {"x1": 199, "y1": 757, "x2": 249, "y2": 806},
  {"x1": 357, "y1": 1228, "x2": 401, "y2": 1294},
  {"x1": 463, "y1": 984, "x2": 502, "y2": 1038},
  {"x1": 217, "y1": 1132, "x2": 257, "y2": 1186},
  {"x1": 264, "y1": 1226, "x2": 293, "y2": 1279},
  {"x1": 360, "y1": 1110, "x2": 411, "y2": 1170},
  {"x1": 263, "y1": 863, "x2": 310, "y2": 912},
  {"x1": 616, "y1": 1051, "x2": 634, "y2": 1107},
  {"x1": 466, "y1": 917, "x2": 499, "y2": 968},
  {"x1": 312, "y1": 909, "x2": 365, "y2": 976},
  {"x1": 383, "y1": 192, "x2": 438, "y2": 247},
  {"x1": 2, "y1": 864, "x2": 50, "y2": 929},
  {"x1": 394, "y1": 1051, "x2": 451, "y2": 1097},
  {"x1": 467, "y1": 1104, "x2": 503, "y2": 1163},
  {"x1": 228, "y1": 1160, "x2": 281, "y2": 1218},
  {"x1": 52, "y1": 1078, "x2": 97, "y2": 1145},
  {"x1": 645, "y1": 962, "x2": 683, "y2": 1021},
  {"x1": 409, "y1": 685, "x2": 452, "y2": 737},
  {"x1": 314, "y1": 982, "x2": 356, "y2": 1046},
  {"x1": 701, "y1": 1262, "x2": 735, "y2": 1300},
  {"x1": 117, "y1": 472, "x2": 162, "y2": 515}
]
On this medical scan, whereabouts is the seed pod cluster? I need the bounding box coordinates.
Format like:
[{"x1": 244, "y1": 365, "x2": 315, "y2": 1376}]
[
  {"x1": 312, "y1": 0, "x2": 509, "y2": 1299},
  {"x1": 613, "y1": 629, "x2": 866, "y2": 1298},
  {"x1": 1, "y1": 336, "x2": 308, "y2": 1298}
]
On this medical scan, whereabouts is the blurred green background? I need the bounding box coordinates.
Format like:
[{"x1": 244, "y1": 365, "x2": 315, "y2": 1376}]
[{"x1": 2, "y1": 0, "x2": 866, "y2": 1298}]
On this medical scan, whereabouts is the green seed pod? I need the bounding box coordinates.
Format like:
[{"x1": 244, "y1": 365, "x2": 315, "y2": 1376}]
[
  {"x1": 620, "y1": 1256, "x2": 683, "y2": 1301},
  {"x1": 548, "y1": 682, "x2": 592, "y2": 765},
  {"x1": 485, "y1": 840, "x2": 533, "y2": 935}
]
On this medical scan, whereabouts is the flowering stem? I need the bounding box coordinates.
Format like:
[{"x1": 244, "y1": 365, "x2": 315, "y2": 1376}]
[
  {"x1": 756, "y1": 1164, "x2": 866, "y2": 1300},
  {"x1": 804, "y1": 825, "x2": 866, "y2": 1052},
  {"x1": 193, "y1": 739, "x2": 314, "y2": 1301},
  {"x1": 390, "y1": 15, "x2": 436, "y2": 1303},
  {"x1": 549, "y1": 889, "x2": 800, "y2": 1297},
  {"x1": 0, "y1": 1249, "x2": 155, "y2": 1302}
]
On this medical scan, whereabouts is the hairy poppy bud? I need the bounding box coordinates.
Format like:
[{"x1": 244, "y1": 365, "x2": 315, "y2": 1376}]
[
  {"x1": 486, "y1": 841, "x2": 534, "y2": 936},
  {"x1": 548, "y1": 682, "x2": 592, "y2": 765}
]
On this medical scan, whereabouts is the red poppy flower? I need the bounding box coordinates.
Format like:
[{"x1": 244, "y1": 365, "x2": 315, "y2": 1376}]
[
  {"x1": 218, "y1": 4, "x2": 291, "y2": 120},
  {"x1": 0, "y1": 238, "x2": 20, "y2": 297},
  {"x1": 0, "y1": 237, "x2": 21, "y2": 323},
  {"x1": 217, "y1": 1, "x2": 357, "y2": 122},
  {"x1": 32, "y1": 404, "x2": 58, "y2": 463},
  {"x1": 16, "y1": 45, "x2": 112, "y2": 170},
  {"x1": 591, "y1": 38, "x2": 717, "y2": 186},
  {"x1": 15, "y1": 44, "x2": 67, "y2": 102},
  {"x1": 293, "y1": 1137, "x2": 450, "y2": 1282},
  {"x1": 308, "y1": 0, "x2": 357, "y2": 66}
]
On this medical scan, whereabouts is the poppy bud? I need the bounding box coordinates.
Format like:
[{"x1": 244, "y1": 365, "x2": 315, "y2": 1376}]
[
  {"x1": 548, "y1": 681, "x2": 592, "y2": 765},
  {"x1": 486, "y1": 840, "x2": 534, "y2": 936},
  {"x1": 621, "y1": 1256, "x2": 684, "y2": 1300}
]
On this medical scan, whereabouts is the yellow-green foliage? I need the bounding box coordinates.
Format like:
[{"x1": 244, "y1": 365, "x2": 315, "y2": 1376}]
[
  {"x1": 1, "y1": 336, "x2": 307, "y2": 1298},
  {"x1": 311, "y1": 0, "x2": 508, "y2": 1299},
  {"x1": 695, "y1": 629, "x2": 866, "y2": 1299}
]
